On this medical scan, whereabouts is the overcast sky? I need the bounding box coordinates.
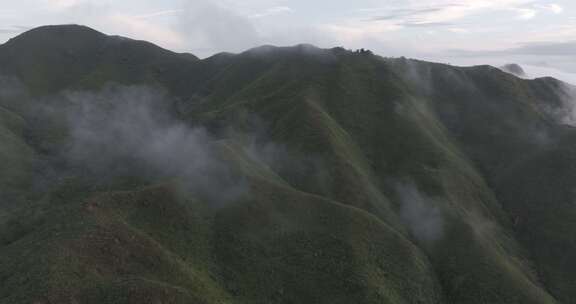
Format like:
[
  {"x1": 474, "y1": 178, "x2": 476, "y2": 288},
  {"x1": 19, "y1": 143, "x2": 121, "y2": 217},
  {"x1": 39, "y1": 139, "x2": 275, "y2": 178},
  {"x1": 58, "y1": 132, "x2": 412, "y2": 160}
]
[{"x1": 2, "y1": 0, "x2": 576, "y2": 83}]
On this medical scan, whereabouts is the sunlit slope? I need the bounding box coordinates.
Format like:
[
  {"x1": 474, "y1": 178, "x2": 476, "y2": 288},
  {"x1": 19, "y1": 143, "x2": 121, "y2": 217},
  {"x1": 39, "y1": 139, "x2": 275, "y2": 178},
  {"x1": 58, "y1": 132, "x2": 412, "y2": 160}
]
[{"x1": 0, "y1": 25, "x2": 574, "y2": 303}]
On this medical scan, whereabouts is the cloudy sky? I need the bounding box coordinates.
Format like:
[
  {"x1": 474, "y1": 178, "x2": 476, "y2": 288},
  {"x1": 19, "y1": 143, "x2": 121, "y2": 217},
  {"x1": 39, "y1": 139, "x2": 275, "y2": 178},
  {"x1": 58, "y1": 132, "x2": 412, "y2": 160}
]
[{"x1": 2, "y1": 0, "x2": 576, "y2": 83}]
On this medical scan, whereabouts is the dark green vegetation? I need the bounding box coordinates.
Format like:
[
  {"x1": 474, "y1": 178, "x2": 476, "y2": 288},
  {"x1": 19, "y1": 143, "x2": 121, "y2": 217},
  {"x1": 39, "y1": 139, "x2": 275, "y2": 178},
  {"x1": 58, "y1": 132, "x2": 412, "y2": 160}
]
[{"x1": 1, "y1": 25, "x2": 576, "y2": 303}]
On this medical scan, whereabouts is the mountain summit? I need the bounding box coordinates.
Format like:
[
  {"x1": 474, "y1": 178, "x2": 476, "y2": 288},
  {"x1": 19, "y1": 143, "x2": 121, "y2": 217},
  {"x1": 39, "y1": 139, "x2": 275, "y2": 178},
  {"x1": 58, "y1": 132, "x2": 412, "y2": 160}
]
[{"x1": 0, "y1": 25, "x2": 575, "y2": 304}]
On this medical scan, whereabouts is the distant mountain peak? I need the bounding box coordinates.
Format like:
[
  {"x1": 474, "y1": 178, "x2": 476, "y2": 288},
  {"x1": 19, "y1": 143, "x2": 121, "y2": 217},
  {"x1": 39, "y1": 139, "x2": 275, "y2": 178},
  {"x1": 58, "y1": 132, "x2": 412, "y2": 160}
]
[
  {"x1": 500, "y1": 63, "x2": 527, "y2": 77},
  {"x1": 6, "y1": 24, "x2": 105, "y2": 43},
  {"x1": 0, "y1": 24, "x2": 199, "y2": 93},
  {"x1": 4, "y1": 24, "x2": 198, "y2": 60}
]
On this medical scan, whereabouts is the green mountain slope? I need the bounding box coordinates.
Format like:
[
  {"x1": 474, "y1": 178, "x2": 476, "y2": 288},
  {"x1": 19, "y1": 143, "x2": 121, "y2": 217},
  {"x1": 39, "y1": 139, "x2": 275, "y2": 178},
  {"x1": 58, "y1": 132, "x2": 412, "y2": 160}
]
[{"x1": 0, "y1": 25, "x2": 575, "y2": 303}]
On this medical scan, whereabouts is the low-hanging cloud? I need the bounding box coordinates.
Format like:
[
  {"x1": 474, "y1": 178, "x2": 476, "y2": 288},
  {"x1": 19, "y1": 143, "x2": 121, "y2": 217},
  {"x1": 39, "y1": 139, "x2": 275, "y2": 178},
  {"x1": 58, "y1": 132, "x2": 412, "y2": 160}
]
[
  {"x1": 549, "y1": 81, "x2": 576, "y2": 126},
  {"x1": 395, "y1": 180, "x2": 445, "y2": 245},
  {"x1": 0, "y1": 72, "x2": 334, "y2": 208},
  {"x1": 20, "y1": 82, "x2": 324, "y2": 206},
  {"x1": 62, "y1": 85, "x2": 250, "y2": 204}
]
